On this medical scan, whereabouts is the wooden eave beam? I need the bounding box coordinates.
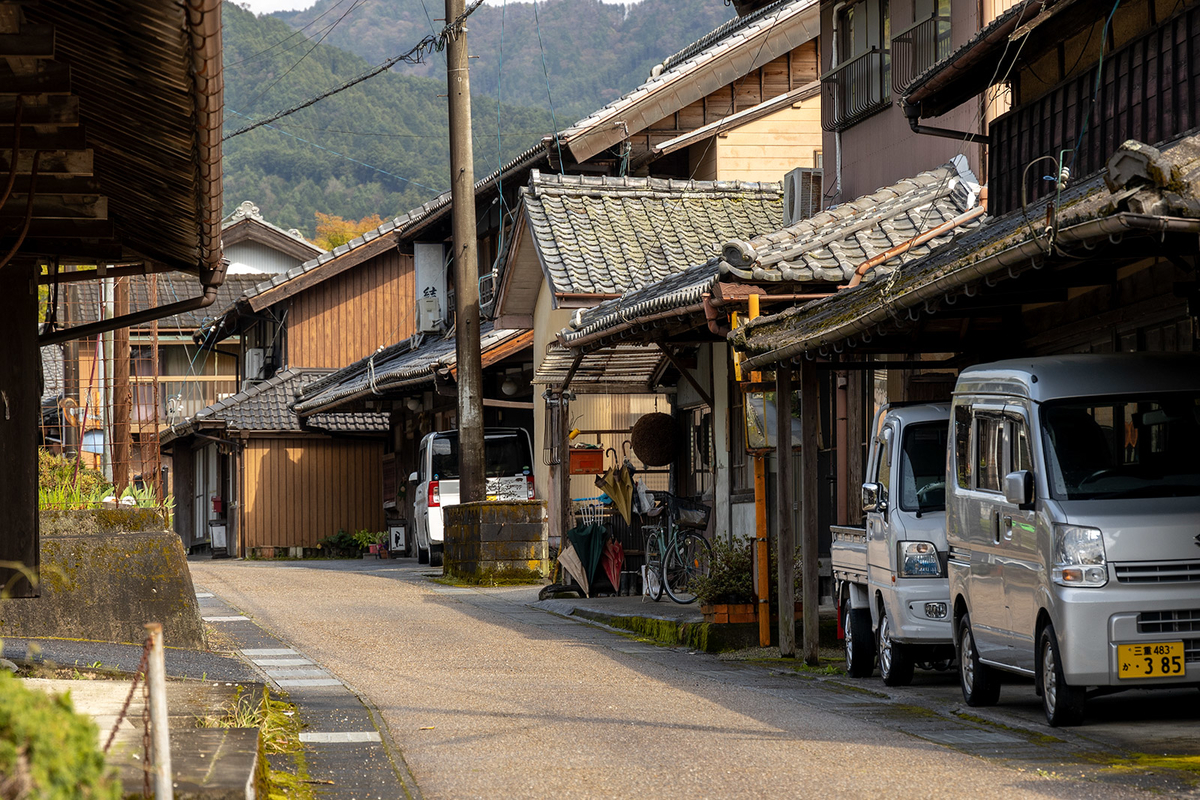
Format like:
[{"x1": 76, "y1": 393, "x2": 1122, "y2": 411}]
[
  {"x1": 0, "y1": 193, "x2": 105, "y2": 219},
  {"x1": 0, "y1": 60, "x2": 70, "y2": 94},
  {"x1": 0, "y1": 125, "x2": 86, "y2": 149},
  {"x1": 0, "y1": 96, "x2": 76, "y2": 125},
  {"x1": 0, "y1": 24, "x2": 53, "y2": 57},
  {"x1": 0, "y1": 149, "x2": 92, "y2": 175}
]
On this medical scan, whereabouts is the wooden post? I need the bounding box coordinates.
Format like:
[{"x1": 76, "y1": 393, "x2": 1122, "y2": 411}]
[
  {"x1": 775, "y1": 366, "x2": 795, "y2": 657},
  {"x1": 799, "y1": 358, "x2": 820, "y2": 664},
  {"x1": 445, "y1": 0, "x2": 485, "y2": 504},
  {"x1": 558, "y1": 393, "x2": 571, "y2": 556},
  {"x1": 111, "y1": 276, "x2": 130, "y2": 493},
  {"x1": 0, "y1": 262, "x2": 40, "y2": 597},
  {"x1": 754, "y1": 455, "x2": 770, "y2": 647}
]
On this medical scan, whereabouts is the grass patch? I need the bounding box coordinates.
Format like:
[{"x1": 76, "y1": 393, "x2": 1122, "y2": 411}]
[
  {"x1": 951, "y1": 711, "x2": 1064, "y2": 744},
  {"x1": 1101, "y1": 753, "x2": 1200, "y2": 781},
  {"x1": 197, "y1": 687, "x2": 313, "y2": 799},
  {"x1": 748, "y1": 657, "x2": 844, "y2": 676}
]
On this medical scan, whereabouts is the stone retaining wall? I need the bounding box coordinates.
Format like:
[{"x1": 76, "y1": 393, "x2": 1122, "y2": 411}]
[
  {"x1": 443, "y1": 501, "x2": 548, "y2": 581},
  {"x1": 0, "y1": 510, "x2": 205, "y2": 649}
]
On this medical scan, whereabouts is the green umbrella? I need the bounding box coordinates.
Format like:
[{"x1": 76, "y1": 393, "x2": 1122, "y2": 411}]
[{"x1": 566, "y1": 520, "x2": 607, "y2": 596}]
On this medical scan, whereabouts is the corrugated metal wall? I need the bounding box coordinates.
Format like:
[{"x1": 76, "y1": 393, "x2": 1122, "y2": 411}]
[
  {"x1": 567, "y1": 393, "x2": 673, "y2": 501},
  {"x1": 242, "y1": 436, "x2": 384, "y2": 549},
  {"x1": 288, "y1": 250, "x2": 415, "y2": 369}
]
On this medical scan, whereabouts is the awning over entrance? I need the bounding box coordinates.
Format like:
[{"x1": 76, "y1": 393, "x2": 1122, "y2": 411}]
[{"x1": 533, "y1": 344, "x2": 669, "y2": 394}]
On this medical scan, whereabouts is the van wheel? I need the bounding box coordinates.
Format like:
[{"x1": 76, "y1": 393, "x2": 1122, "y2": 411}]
[
  {"x1": 1040, "y1": 623, "x2": 1085, "y2": 727},
  {"x1": 844, "y1": 601, "x2": 874, "y2": 678},
  {"x1": 878, "y1": 609, "x2": 914, "y2": 687},
  {"x1": 417, "y1": 545, "x2": 429, "y2": 565},
  {"x1": 958, "y1": 612, "x2": 1000, "y2": 706},
  {"x1": 430, "y1": 548, "x2": 443, "y2": 568}
]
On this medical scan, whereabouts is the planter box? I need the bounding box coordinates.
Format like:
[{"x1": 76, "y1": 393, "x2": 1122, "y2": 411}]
[{"x1": 702, "y1": 601, "x2": 802, "y2": 624}]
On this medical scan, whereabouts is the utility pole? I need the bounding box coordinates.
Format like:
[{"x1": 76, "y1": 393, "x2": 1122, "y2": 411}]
[{"x1": 445, "y1": 0, "x2": 485, "y2": 503}]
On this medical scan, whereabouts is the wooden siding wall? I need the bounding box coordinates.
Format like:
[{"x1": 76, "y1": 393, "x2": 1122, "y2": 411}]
[
  {"x1": 714, "y1": 93, "x2": 823, "y2": 182},
  {"x1": 287, "y1": 250, "x2": 414, "y2": 369},
  {"x1": 242, "y1": 437, "x2": 384, "y2": 549},
  {"x1": 637, "y1": 41, "x2": 820, "y2": 160}
]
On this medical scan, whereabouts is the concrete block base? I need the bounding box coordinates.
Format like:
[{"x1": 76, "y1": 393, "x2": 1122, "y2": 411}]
[
  {"x1": 444, "y1": 501, "x2": 549, "y2": 581},
  {"x1": 0, "y1": 528, "x2": 205, "y2": 649}
]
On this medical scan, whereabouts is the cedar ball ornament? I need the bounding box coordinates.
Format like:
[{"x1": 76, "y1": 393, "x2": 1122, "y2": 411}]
[{"x1": 630, "y1": 412, "x2": 678, "y2": 467}]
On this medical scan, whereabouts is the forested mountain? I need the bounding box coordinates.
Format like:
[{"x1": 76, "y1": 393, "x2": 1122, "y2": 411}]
[
  {"x1": 222, "y1": 2, "x2": 555, "y2": 235},
  {"x1": 274, "y1": 0, "x2": 736, "y2": 124}
]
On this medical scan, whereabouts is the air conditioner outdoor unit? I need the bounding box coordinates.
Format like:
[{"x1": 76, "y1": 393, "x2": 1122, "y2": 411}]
[
  {"x1": 418, "y1": 296, "x2": 442, "y2": 334},
  {"x1": 783, "y1": 167, "x2": 823, "y2": 226},
  {"x1": 244, "y1": 348, "x2": 265, "y2": 381}
]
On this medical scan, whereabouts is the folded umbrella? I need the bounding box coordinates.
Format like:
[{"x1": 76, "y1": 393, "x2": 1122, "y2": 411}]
[
  {"x1": 566, "y1": 520, "x2": 607, "y2": 596},
  {"x1": 557, "y1": 540, "x2": 588, "y2": 596},
  {"x1": 601, "y1": 539, "x2": 625, "y2": 593}
]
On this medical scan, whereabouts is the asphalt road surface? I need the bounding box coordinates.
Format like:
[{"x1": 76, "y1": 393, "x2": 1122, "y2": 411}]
[{"x1": 191, "y1": 558, "x2": 1186, "y2": 800}]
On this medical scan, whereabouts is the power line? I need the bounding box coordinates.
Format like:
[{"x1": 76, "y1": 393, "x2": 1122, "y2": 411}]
[
  {"x1": 531, "y1": 0, "x2": 564, "y2": 172},
  {"x1": 240, "y1": 0, "x2": 370, "y2": 113},
  {"x1": 226, "y1": 108, "x2": 441, "y2": 193},
  {"x1": 226, "y1": 0, "x2": 354, "y2": 68},
  {"x1": 224, "y1": 0, "x2": 486, "y2": 142}
]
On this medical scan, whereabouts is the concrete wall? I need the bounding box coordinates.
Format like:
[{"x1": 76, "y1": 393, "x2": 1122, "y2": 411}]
[{"x1": 2, "y1": 511, "x2": 204, "y2": 648}]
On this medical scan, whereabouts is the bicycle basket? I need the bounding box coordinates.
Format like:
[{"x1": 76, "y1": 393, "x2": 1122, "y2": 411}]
[{"x1": 671, "y1": 496, "x2": 710, "y2": 530}]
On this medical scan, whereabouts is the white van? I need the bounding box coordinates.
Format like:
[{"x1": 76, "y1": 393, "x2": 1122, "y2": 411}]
[
  {"x1": 947, "y1": 354, "x2": 1200, "y2": 726},
  {"x1": 410, "y1": 428, "x2": 535, "y2": 566}
]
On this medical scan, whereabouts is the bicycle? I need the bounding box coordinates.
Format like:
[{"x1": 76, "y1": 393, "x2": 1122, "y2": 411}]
[{"x1": 642, "y1": 494, "x2": 712, "y2": 604}]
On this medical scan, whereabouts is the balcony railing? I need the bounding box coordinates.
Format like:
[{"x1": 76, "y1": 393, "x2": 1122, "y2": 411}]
[
  {"x1": 821, "y1": 48, "x2": 891, "y2": 132},
  {"x1": 891, "y1": 14, "x2": 951, "y2": 94}
]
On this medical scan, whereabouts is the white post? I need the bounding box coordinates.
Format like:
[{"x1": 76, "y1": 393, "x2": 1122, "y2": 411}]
[{"x1": 145, "y1": 622, "x2": 173, "y2": 799}]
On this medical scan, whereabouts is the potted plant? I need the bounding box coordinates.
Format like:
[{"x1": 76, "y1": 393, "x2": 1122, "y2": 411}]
[
  {"x1": 690, "y1": 539, "x2": 804, "y2": 624},
  {"x1": 352, "y1": 530, "x2": 387, "y2": 557},
  {"x1": 689, "y1": 538, "x2": 757, "y2": 624}
]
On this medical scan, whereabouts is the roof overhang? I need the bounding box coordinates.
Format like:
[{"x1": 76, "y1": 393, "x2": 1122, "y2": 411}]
[{"x1": 533, "y1": 343, "x2": 670, "y2": 395}]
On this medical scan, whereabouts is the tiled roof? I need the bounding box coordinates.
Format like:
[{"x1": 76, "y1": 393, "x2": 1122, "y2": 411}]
[
  {"x1": 559, "y1": 0, "x2": 820, "y2": 159},
  {"x1": 559, "y1": 158, "x2": 983, "y2": 348},
  {"x1": 166, "y1": 369, "x2": 388, "y2": 440},
  {"x1": 731, "y1": 133, "x2": 1200, "y2": 368},
  {"x1": 523, "y1": 170, "x2": 784, "y2": 296},
  {"x1": 293, "y1": 323, "x2": 526, "y2": 416},
  {"x1": 720, "y1": 156, "x2": 982, "y2": 283},
  {"x1": 68, "y1": 274, "x2": 269, "y2": 330}
]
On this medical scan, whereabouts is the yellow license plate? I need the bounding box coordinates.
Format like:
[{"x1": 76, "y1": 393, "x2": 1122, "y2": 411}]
[
  {"x1": 486, "y1": 495, "x2": 497, "y2": 501},
  {"x1": 1117, "y1": 642, "x2": 1186, "y2": 679}
]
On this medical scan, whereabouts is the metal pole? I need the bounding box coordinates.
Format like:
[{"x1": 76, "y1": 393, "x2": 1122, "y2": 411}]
[
  {"x1": 445, "y1": 0, "x2": 485, "y2": 503},
  {"x1": 144, "y1": 622, "x2": 172, "y2": 799},
  {"x1": 775, "y1": 366, "x2": 795, "y2": 657},
  {"x1": 748, "y1": 293, "x2": 770, "y2": 648}
]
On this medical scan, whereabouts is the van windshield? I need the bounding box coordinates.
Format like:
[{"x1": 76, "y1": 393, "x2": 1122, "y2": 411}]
[
  {"x1": 429, "y1": 433, "x2": 532, "y2": 480},
  {"x1": 899, "y1": 423, "x2": 948, "y2": 512},
  {"x1": 1041, "y1": 393, "x2": 1200, "y2": 500}
]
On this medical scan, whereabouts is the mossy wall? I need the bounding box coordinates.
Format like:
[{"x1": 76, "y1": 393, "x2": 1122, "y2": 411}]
[
  {"x1": 41, "y1": 508, "x2": 167, "y2": 537},
  {"x1": 0, "y1": 526, "x2": 205, "y2": 649},
  {"x1": 444, "y1": 501, "x2": 548, "y2": 581}
]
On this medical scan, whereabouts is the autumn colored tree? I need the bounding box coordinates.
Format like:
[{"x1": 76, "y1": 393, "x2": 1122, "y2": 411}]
[{"x1": 313, "y1": 211, "x2": 385, "y2": 251}]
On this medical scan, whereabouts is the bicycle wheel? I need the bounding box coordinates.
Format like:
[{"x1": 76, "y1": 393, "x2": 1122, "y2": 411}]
[
  {"x1": 643, "y1": 528, "x2": 664, "y2": 601},
  {"x1": 663, "y1": 531, "x2": 712, "y2": 604}
]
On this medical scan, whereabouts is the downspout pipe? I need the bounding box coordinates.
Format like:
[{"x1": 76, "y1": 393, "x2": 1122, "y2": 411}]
[
  {"x1": 903, "y1": 100, "x2": 988, "y2": 144},
  {"x1": 40, "y1": 262, "x2": 228, "y2": 346},
  {"x1": 846, "y1": 203, "x2": 987, "y2": 288}
]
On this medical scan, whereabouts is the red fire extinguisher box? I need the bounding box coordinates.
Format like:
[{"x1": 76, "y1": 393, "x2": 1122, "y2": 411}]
[{"x1": 211, "y1": 496, "x2": 223, "y2": 514}]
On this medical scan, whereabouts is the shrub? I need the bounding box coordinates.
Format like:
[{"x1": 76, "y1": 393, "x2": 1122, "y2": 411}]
[
  {"x1": 0, "y1": 670, "x2": 120, "y2": 799},
  {"x1": 318, "y1": 529, "x2": 360, "y2": 557},
  {"x1": 351, "y1": 530, "x2": 386, "y2": 549},
  {"x1": 689, "y1": 537, "x2": 755, "y2": 605}
]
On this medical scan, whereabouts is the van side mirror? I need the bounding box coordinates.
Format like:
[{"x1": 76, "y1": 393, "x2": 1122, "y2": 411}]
[
  {"x1": 1004, "y1": 470, "x2": 1034, "y2": 507},
  {"x1": 862, "y1": 482, "x2": 887, "y2": 513},
  {"x1": 408, "y1": 471, "x2": 419, "y2": 483}
]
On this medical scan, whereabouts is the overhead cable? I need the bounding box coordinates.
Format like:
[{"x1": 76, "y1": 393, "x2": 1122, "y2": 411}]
[{"x1": 224, "y1": 0, "x2": 486, "y2": 142}]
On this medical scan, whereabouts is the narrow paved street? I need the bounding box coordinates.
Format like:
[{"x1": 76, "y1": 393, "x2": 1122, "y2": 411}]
[{"x1": 191, "y1": 558, "x2": 1189, "y2": 799}]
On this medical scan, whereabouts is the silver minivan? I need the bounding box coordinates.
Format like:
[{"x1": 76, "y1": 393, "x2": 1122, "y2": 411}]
[{"x1": 948, "y1": 354, "x2": 1200, "y2": 725}]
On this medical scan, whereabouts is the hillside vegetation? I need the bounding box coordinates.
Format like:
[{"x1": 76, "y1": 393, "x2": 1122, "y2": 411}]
[
  {"x1": 275, "y1": 0, "x2": 736, "y2": 126},
  {"x1": 222, "y1": 1, "x2": 555, "y2": 234}
]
